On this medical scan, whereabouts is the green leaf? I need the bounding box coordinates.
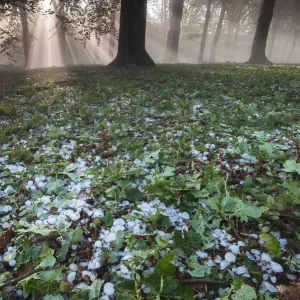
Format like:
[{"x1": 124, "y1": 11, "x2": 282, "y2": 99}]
[
  {"x1": 259, "y1": 233, "x2": 281, "y2": 255},
  {"x1": 232, "y1": 284, "x2": 257, "y2": 300},
  {"x1": 43, "y1": 295, "x2": 64, "y2": 300},
  {"x1": 114, "y1": 230, "x2": 123, "y2": 251},
  {"x1": 39, "y1": 255, "x2": 56, "y2": 268},
  {"x1": 160, "y1": 166, "x2": 175, "y2": 177},
  {"x1": 71, "y1": 226, "x2": 83, "y2": 244},
  {"x1": 17, "y1": 226, "x2": 58, "y2": 236},
  {"x1": 283, "y1": 160, "x2": 300, "y2": 174},
  {"x1": 283, "y1": 182, "x2": 300, "y2": 195},
  {"x1": 46, "y1": 179, "x2": 65, "y2": 195},
  {"x1": 56, "y1": 242, "x2": 70, "y2": 262},
  {"x1": 187, "y1": 255, "x2": 211, "y2": 278},
  {"x1": 88, "y1": 279, "x2": 103, "y2": 300},
  {"x1": 155, "y1": 251, "x2": 176, "y2": 277},
  {"x1": 38, "y1": 267, "x2": 64, "y2": 281}
]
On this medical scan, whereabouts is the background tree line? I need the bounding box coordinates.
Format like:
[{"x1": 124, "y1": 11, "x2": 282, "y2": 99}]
[{"x1": 0, "y1": 0, "x2": 299, "y2": 68}]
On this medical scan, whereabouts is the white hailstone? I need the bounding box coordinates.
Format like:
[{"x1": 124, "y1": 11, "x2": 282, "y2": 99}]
[
  {"x1": 93, "y1": 209, "x2": 104, "y2": 218},
  {"x1": 225, "y1": 252, "x2": 236, "y2": 263},
  {"x1": 67, "y1": 271, "x2": 77, "y2": 283},
  {"x1": 287, "y1": 274, "x2": 297, "y2": 280},
  {"x1": 25, "y1": 200, "x2": 32, "y2": 206},
  {"x1": 16, "y1": 289, "x2": 23, "y2": 296},
  {"x1": 263, "y1": 274, "x2": 269, "y2": 281},
  {"x1": 69, "y1": 263, "x2": 78, "y2": 272},
  {"x1": 235, "y1": 266, "x2": 247, "y2": 275},
  {"x1": 261, "y1": 252, "x2": 272, "y2": 262},
  {"x1": 114, "y1": 225, "x2": 125, "y2": 232},
  {"x1": 74, "y1": 282, "x2": 87, "y2": 289},
  {"x1": 120, "y1": 264, "x2": 130, "y2": 274},
  {"x1": 47, "y1": 217, "x2": 57, "y2": 225},
  {"x1": 270, "y1": 261, "x2": 283, "y2": 273},
  {"x1": 220, "y1": 260, "x2": 230, "y2": 270},
  {"x1": 3, "y1": 206, "x2": 12, "y2": 212},
  {"x1": 105, "y1": 233, "x2": 116, "y2": 243},
  {"x1": 4, "y1": 185, "x2": 15, "y2": 195},
  {"x1": 229, "y1": 245, "x2": 240, "y2": 255},
  {"x1": 95, "y1": 241, "x2": 102, "y2": 248},
  {"x1": 196, "y1": 251, "x2": 208, "y2": 259},
  {"x1": 71, "y1": 245, "x2": 77, "y2": 250},
  {"x1": 265, "y1": 282, "x2": 277, "y2": 293},
  {"x1": 237, "y1": 241, "x2": 246, "y2": 247},
  {"x1": 9, "y1": 259, "x2": 16, "y2": 266},
  {"x1": 181, "y1": 212, "x2": 190, "y2": 220},
  {"x1": 143, "y1": 287, "x2": 151, "y2": 294},
  {"x1": 103, "y1": 282, "x2": 114, "y2": 296},
  {"x1": 271, "y1": 276, "x2": 276, "y2": 283}
]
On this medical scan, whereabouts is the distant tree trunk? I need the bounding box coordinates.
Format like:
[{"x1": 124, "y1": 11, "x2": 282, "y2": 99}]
[
  {"x1": 109, "y1": 0, "x2": 155, "y2": 67},
  {"x1": 287, "y1": 29, "x2": 298, "y2": 62},
  {"x1": 209, "y1": 1, "x2": 227, "y2": 62},
  {"x1": 247, "y1": 0, "x2": 277, "y2": 64},
  {"x1": 198, "y1": 0, "x2": 213, "y2": 63},
  {"x1": 19, "y1": 5, "x2": 30, "y2": 69},
  {"x1": 164, "y1": 0, "x2": 185, "y2": 63},
  {"x1": 109, "y1": 11, "x2": 116, "y2": 59}
]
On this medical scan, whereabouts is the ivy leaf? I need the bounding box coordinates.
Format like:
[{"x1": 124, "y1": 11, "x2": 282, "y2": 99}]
[
  {"x1": 38, "y1": 267, "x2": 64, "y2": 281},
  {"x1": 187, "y1": 255, "x2": 211, "y2": 278},
  {"x1": 283, "y1": 182, "x2": 300, "y2": 195},
  {"x1": 259, "y1": 233, "x2": 281, "y2": 255},
  {"x1": 46, "y1": 179, "x2": 65, "y2": 195},
  {"x1": 88, "y1": 279, "x2": 103, "y2": 300},
  {"x1": 39, "y1": 255, "x2": 56, "y2": 268},
  {"x1": 43, "y1": 295, "x2": 64, "y2": 300},
  {"x1": 17, "y1": 226, "x2": 58, "y2": 236},
  {"x1": 160, "y1": 166, "x2": 175, "y2": 177},
  {"x1": 114, "y1": 231, "x2": 123, "y2": 251},
  {"x1": 232, "y1": 284, "x2": 257, "y2": 300},
  {"x1": 155, "y1": 251, "x2": 176, "y2": 277},
  {"x1": 283, "y1": 160, "x2": 300, "y2": 174},
  {"x1": 71, "y1": 226, "x2": 83, "y2": 244},
  {"x1": 56, "y1": 242, "x2": 70, "y2": 262}
]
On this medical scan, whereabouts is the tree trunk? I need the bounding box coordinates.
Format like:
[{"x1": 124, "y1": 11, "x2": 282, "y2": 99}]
[
  {"x1": 198, "y1": 0, "x2": 213, "y2": 63},
  {"x1": 164, "y1": 0, "x2": 185, "y2": 63},
  {"x1": 209, "y1": 1, "x2": 226, "y2": 62},
  {"x1": 109, "y1": 11, "x2": 116, "y2": 59},
  {"x1": 109, "y1": 0, "x2": 155, "y2": 67},
  {"x1": 247, "y1": 0, "x2": 277, "y2": 64},
  {"x1": 287, "y1": 29, "x2": 298, "y2": 63},
  {"x1": 19, "y1": 5, "x2": 30, "y2": 69}
]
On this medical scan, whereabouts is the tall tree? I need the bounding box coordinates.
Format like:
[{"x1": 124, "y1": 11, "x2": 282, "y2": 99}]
[
  {"x1": 247, "y1": 0, "x2": 277, "y2": 64},
  {"x1": 19, "y1": 4, "x2": 30, "y2": 68},
  {"x1": 209, "y1": 0, "x2": 227, "y2": 62},
  {"x1": 109, "y1": 0, "x2": 155, "y2": 67},
  {"x1": 164, "y1": 0, "x2": 184, "y2": 63},
  {"x1": 198, "y1": 0, "x2": 213, "y2": 63}
]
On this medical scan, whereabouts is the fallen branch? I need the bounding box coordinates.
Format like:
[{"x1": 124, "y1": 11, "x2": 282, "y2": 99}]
[
  {"x1": 0, "y1": 264, "x2": 62, "y2": 290},
  {"x1": 180, "y1": 279, "x2": 228, "y2": 286}
]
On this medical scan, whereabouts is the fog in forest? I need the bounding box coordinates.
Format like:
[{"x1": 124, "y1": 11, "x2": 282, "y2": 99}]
[{"x1": 0, "y1": 0, "x2": 299, "y2": 69}]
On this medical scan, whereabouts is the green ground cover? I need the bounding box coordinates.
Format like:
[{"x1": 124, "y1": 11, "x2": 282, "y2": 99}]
[{"x1": 0, "y1": 64, "x2": 299, "y2": 299}]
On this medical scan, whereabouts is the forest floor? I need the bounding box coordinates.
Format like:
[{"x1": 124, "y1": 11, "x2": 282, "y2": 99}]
[{"x1": 0, "y1": 64, "x2": 299, "y2": 300}]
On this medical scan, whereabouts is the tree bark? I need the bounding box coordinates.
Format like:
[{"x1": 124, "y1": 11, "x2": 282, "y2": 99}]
[
  {"x1": 109, "y1": 10, "x2": 116, "y2": 59},
  {"x1": 19, "y1": 5, "x2": 30, "y2": 69},
  {"x1": 198, "y1": 0, "x2": 213, "y2": 63},
  {"x1": 247, "y1": 0, "x2": 277, "y2": 64},
  {"x1": 109, "y1": 0, "x2": 155, "y2": 67},
  {"x1": 209, "y1": 1, "x2": 227, "y2": 62},
  {"x1": 164, "y1": 0, "x2": 185, "y2": 63}
]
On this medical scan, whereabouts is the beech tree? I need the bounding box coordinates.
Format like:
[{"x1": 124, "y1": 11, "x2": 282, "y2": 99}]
[
  {"x1": 164, "y1": 0, "x2": 185, "y2": 63},
  {"x1": 198, "y1": 0, "x2": 213, "y2": 63},
  {"x1": 247, "y1": 0, "x2": 277, "y2": 64},
  {"x1": 110, "y1": 0, "x2": 155, "y2": 67},
  {"x1": 210, "y1": 0, "x2": 228, "y2": 62}
]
